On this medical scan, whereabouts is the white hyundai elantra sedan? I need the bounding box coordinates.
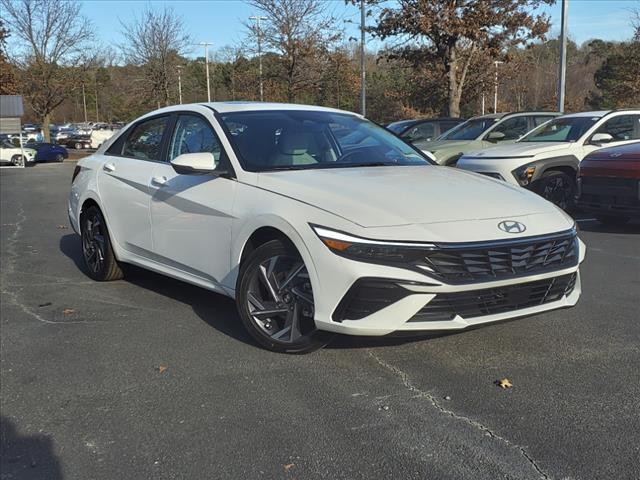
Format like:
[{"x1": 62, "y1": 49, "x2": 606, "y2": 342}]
[{"x1": 69, "y1": 102, "x2": 585, "y2": 353}]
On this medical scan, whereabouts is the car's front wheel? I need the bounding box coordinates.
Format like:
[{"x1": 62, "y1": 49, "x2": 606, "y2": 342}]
[
  {"x1": 236, "y1": 239, "x2": 333, "y2": 353},
  {"x1": 535, "y1": 170, "x2": 575, "y2": 210},
  {"x1": 80, "y1": 206, "x2": 124, "y2": 281},
  {"x1": 55, "y1": 154, "x2": 64, "y2": 162}
]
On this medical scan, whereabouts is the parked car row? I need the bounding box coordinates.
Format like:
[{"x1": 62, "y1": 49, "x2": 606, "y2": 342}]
[
  {"x1": 0, "y1": 140, "x2": 68, "y2": 166},
  {"x1": 390, "y1": 109, "x2": 640, "y2": 210},
  {"x1": 69, "y1": 102, "x2": 589, "y2": 354}
]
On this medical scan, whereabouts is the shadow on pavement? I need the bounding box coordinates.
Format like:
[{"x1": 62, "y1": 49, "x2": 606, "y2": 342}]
[
  {"x1": 59, "y1": 233, "x2": 462, "y2": 352},
  {"x1": 59, "y1": 233, "x2": 255, "y2": 347},
  {"x1": 0, "y1": 416, "x2": 63, "y2": 479},
  {"x1": 576, "y1": 218, "x2": 640, "y2": 234}
]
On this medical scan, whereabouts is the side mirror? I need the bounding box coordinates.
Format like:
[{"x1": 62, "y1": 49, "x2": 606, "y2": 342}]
[
  {"x1": 486, "y1": 131, "x2": 506, "y2": 142},
  {"x1": 170, "y1": 152, "x2": 217, "y2": 175},
  {"x1": 590, "y1": 133, "x2": 613, "y2": 145}
]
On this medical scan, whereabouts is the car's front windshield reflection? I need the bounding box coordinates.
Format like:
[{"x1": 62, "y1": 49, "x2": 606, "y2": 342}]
[{"x1": 219, "y1": 110, "x2": 431, "y2": 172}]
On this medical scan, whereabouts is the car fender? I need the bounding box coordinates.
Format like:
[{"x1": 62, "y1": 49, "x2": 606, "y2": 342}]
[
  {"x1": 229, "y1": 214, "x2": 320, "y2": 299},
  {"x1": 527, "y1": 155, "x2": 580, "y2": 182}
]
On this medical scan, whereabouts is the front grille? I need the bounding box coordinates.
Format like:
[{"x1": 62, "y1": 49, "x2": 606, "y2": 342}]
[
  {"x1": 413, "y1": 232, "x2": 578, "y2": 283},
  {"x1": 409, "y1": 273, "x2": 577, "y2": 322}
]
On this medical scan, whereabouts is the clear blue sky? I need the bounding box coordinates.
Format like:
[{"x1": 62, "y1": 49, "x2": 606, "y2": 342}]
[{"x1": 77, "y1": 0, "x2": 638, "y2": 58}]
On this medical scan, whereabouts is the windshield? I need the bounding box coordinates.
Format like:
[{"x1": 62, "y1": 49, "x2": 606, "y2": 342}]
[
  {"x1": 386, "y1": 121, "x2": 413, "y2": 134},
  {"x1": 519, "y1": 116, "x2": 600, "y2": 142},
  {"x1": 219, "y1": 110, "x2": 430, "y2": 172},
  {"x1": 439, "y1": 117, "x2": 498, "y2": 141}
]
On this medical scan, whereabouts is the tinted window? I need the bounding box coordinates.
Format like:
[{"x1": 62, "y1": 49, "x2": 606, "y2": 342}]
[
  {"x1": 402, "y1": 122, "x2": 436, "y2": 142},
  {"x1": 440, "y1": 118, "x2": 498, "y2": 140},
  {"x1": 596, "y1": 115, "x2": 640, "y2": 142},
  {"x1": 219, "y1": 110, "x2": 429, "y2": 172},
  {"x1": 169, "y1": 115, "x2": 223, "y2": 165},
  {"x1": 520, "y1": 116, "x2": 600, "y2": 142},
  {"x1": 439, "y1": 121, "x2": 462, "y2": 134},
  {"x1": 122, "y1": 117, "x2": 168, "y2": 161},
  {"x1": 489, "y1": 116, "x2": 529, "y2": 141}
]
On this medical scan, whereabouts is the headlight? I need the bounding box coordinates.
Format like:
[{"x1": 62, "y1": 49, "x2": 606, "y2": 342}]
[
  {"x1": 513, "y1": 164, "x2": 536, "y2": 186},
  {"x1": 311, "y1": 225, "x2": 436, "y2": 263}
]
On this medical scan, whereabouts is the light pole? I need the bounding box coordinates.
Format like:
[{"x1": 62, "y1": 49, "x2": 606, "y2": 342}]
[
  {"x1": 557, "y1": 0, "x2": 569, "y2": 112},
  {"x1": 94, "y1": 76, "x2": 99, "y2": 122},
  {"x1": 360, "y1": 0, "x2": 366, "y2": 117},
  {"x1": 177, "y1": 65, "x2": 183, "y2": 104},
  {"x1": 493, "y1": 60, "x2": 503, "y2": 114},
  {"x1": 199, "y1": 42, "x2": 213, "y2": 102},
  {"x1": 82, "y1": 83, "x2": 88, "y2": 123},
  {"x1": 250, "y1": 15, "x2": 268, "y2": 102}
]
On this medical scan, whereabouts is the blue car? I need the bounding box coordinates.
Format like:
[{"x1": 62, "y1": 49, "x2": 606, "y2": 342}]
[{"x1": 27, "y1": 143, "x2": 69, "y2": 162}]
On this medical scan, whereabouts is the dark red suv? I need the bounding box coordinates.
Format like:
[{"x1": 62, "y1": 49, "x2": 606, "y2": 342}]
[{"x1": 577, "y1": 142, "x2": 640, "y2": 225}]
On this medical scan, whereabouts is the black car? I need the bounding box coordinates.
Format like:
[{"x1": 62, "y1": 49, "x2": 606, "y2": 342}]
[
  {"x1": 387, "y1": 117, "x2": 464, "y2": 143},
  {"x1": 63, "y1": 136, "x2": 92, "y2": 149}
]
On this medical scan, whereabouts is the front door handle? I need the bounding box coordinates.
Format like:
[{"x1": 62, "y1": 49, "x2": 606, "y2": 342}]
[
  {"x1": 103, "y1": 162, "x2": 116, "y2": 173},
  {"x1": 151, "y1": 176, "x2": 167, "y2": 187}
]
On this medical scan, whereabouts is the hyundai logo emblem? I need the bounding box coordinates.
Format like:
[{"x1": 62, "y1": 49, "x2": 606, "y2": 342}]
[{"x1": 498, "y1": 220, "x2": 527, "y2": 234}]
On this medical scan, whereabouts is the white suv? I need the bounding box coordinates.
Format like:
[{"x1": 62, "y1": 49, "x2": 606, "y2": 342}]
[
  {"x1": 457, "y1": 110, "x2": 640, "y2": 209},
  {"x1": 69, "y1": 103, "x2": 585, "y2": 353}
]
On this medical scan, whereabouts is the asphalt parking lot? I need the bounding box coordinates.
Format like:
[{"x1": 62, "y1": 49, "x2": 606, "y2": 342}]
[{"x1": 1, "y1": 161, "x2": 639, "y2": 480}]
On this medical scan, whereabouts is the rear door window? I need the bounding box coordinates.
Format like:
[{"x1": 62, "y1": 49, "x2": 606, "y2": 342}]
[{"x1": 122, "y1": 117, "x2": 169, "y2": 161}]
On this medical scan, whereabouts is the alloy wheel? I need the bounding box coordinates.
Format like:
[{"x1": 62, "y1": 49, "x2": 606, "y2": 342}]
[
  {"x1": 542, "y1": 176, "x2": 571, "y2": 209},
  {"x1": 82, "y1": 214, "x2": 106, "y2": 274},
  {"x1": 246, "y1": 254, "x2": 316, "y2": 344}
]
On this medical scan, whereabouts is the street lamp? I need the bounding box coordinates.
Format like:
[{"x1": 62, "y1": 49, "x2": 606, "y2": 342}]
[
  {"x1": 493, "y1": 60, "x2": 504, "y2": 114},
  {"x1": 249, "y1": 15, "x2": 268, "y2": 102},
  {"x1": 198, "y1": 42, "x2": 213, "y2": 102},
  {"x1": 177, "y1": 65, "x2": 183, "y2": 104},
  {"x1": 360, "y1": 0, "x2": 366, "y2": 117}
]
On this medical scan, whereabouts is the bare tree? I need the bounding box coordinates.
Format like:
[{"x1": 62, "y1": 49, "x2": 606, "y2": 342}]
[
  {"x1": 119, "y1": 6, "x2": 192, "y2": 107},
  {"x1": 1, "y1": 0, "x2": 94, "y2": 141},
  {"x1": 246, "y1": 0, "x2": 341, "y2": 102}
]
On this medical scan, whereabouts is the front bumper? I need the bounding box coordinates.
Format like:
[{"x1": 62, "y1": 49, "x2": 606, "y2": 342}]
[{"x1": 310, "y1": 235, "x2": 585, "y2": 336}]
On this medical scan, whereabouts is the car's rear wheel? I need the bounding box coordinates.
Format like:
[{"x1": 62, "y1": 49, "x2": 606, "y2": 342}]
[
  {"x1": 75, "y1": 142, "x2": 82, "y2": 150},
  {"x1": 80, "y1": 206, "x2": 124, "y2": 281},
  {"x1": 236, "y1": 239, "x2": 333, "y2": 353},
  {"x1": 596, "y1": 215, "x2": 630, "y2": 225},
  {"x1": 55, "y1": 154, "x2": 64, "y2": 162},
  {"x1": 535, "y1": 170, "x2": 575, "y2": 210}
]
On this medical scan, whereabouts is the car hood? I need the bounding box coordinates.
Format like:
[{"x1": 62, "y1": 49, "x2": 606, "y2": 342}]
[
  {"x1": 464, "y1": 142, "x2": 570, "y2": 159},
  {"x1": 257, "y1": 165, "x2": 558, "y2": 228}
]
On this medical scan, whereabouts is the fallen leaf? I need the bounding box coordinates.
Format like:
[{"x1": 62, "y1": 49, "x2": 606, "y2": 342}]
[
  {"x1": 283, "y1": 464, "x2": 295, "y2": 472},
  {"x1": 496, "y1": 378, "x2": 513, "y2": 389},
  {"x1": 57, "y1": 225, "x2": 68, "y2": 230},
  {"x1": 158, "y1": 364, "x2": 168, "y2": 374},
  {"x1": 62, "y1": 308, "x2": 75, "y2": 315}
]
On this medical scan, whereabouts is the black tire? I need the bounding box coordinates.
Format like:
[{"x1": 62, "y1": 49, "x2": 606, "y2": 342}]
[
  {"x1": 10, "y1": 155, "x2": 22, "y2": 166},
  {"x1": 236, "y1": 239, "x2": 333, "y2": 353},
  {"x1": 534, "y1": 170, "x2": 575, "y2": 211},
  {"x1": 80, "y1": 206, "x2": 124, "y2": 281},
  {"x1": 55, "y1": 154, "x2": 64, "y2": 162},
  {"x1": 596, "y1": 215, "x2": 631, "y2": 225},
  {"x1": 75, "y1": 142, "x2": 82, "y2": 150}
]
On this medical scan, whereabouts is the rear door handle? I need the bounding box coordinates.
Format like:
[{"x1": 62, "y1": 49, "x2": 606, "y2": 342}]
[
  {"x1": 103, "y1": 162, "x2": 116, "y2": 173},
  {"x1": 151, "y1": 176, "x2": 167, "y2": 187}
]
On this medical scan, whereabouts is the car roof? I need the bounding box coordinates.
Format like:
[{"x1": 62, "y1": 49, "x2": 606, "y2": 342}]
[
  {"x1": 560, "y1": 110, "x2": 611, "y2": 118},
  {"x1": 151, "y1": 101, "x2": 360, "y2": 116},
  {"x1": 470, "y1": 111, "x2": 560, "y2": 121}
]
